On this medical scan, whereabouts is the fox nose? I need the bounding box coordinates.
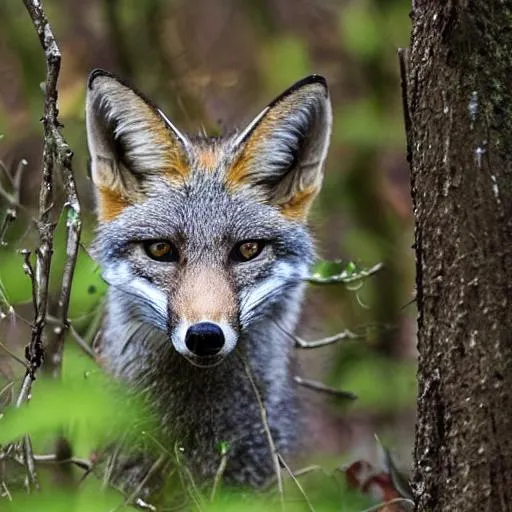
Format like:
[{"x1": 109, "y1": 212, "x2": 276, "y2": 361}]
[{"x1": 185, "y1": 322, "x2": 225, "y2": 357}]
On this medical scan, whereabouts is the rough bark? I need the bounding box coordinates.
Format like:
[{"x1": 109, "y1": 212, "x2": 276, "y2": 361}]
[{"x1": 406, "y1": 2, "x2": 512, "y2": 511}]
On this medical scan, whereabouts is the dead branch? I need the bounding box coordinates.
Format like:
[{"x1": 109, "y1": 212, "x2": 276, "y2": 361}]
[
  {"x1": 21, "y1": 435, "x2": 39, "y2": 491},
  {"x1": 11, "y1": 0, "x2": 82, "y2": 491},
  {"x1": 21, "y1": 0, "x2": 82, "y2": 382},
  {"x1": 0, "y1": 158, "x2": 26, "y2": 246},
  {"x1": 294, "y1": 376, "x2": 357, "y2": 401},
  {"x1": 46, "y1": 315, "x2": 96, "y2": 359},
  {"x1": 294, "y1": 329, "x2": 363, "y2": 349}
]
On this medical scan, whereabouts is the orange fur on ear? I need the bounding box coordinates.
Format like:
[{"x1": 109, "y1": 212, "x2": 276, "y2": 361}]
[
  {"x1": 226, "y1": 98, "x2": 299, "y2": 189},
  {"x1": 225, "y1": 76, "x2": 332, "y2": 221},
  {"x1": 96, "y1": 186, "x2": 132, "y2": 222},
  {"x1": 162, "y1": 150, "x2": 190, "y2": 185},
  {"x1": 279, "y1": 185, "x2": 319, "y2": 221},
  {"x1": 87, "y1": 70, "x2": 192, "y2": 216},
  {"x1": 225, "y1": 151, "x2": 252, "y2": 192}
]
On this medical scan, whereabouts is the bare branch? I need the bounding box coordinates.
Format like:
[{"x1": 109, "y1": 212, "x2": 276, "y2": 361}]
[
  {"x1": 12, "y1": 0, "x2": 82, "y2": 491},
  {"x1": 21, "y1": 0, "x2": 82, "y2": 378},
  {"x1": 46, "y1": 315, "x2": 96, "y2": 359},
  {"x1": 294, "y1": 329, "x2": 363, "y2": 349},
  {"x1": 294, "y1": 376, "x2": 358, "y2": 401},
  {"x1": 21, "y1": 435, "x2": 39, "y2": 491},
  {"x1": 0, "y1": 157, "x2": 27, "y2": 246}
]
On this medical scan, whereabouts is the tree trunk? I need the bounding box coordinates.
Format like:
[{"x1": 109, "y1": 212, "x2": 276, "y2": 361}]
[{"x1": 407, "y1": 2, "x2": 512, "y2": 511}]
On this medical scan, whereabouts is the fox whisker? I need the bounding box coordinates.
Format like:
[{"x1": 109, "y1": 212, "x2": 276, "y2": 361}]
[{"x1": 240, "y1": 280, "x2": 297, "y2": 326}]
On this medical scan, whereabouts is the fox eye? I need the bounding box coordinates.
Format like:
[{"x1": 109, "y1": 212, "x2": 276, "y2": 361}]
[
  {"x1": 231, "y1": 240, "x2": 265, "y2": 262},
  {"x1": 143, "y1": 240, "x2": 178, "y2": 262}
]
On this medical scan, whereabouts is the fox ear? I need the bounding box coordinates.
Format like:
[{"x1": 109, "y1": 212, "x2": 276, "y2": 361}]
[
  {"x1": 228, "y1": 75, "x2": 332, "y2": 221},
  {"x1": 86, "y1": 69, "x2": 189, "y2": 221}
]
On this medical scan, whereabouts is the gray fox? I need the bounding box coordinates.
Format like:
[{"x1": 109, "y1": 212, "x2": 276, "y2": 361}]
[{"x1": 86, "y1": 69, "x2": 332, "y2": 488}]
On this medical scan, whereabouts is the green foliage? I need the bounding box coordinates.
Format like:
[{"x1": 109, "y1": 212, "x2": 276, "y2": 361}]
[
  {"x1": 0, "y1": 0, "x2": 416, "y2": 508},
  {"x1": 339, "y1": 2, "x2": 381, "y2": 60},
  {"x1": 4, "y1": 485, "x2": 129, "y2": 512},
  {"x1": 3, "y1": 476, "x2": 372, "y2": 512},
  {"x1": 334, "y1": 99, "x2": 404, "y2": 149},
  {"x1": 0, "y1": 347, "x2": 152, "y2": 456},
  {"x1": 260, "y1": 36, "x2": 311, "y2": 93},
  {"x1": 336, "y1": 349, "x2": 417, "y2": 412}
]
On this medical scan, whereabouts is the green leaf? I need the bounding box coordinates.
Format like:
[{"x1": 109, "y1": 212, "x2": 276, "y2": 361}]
[{"x1": 0, "y1": 346, "x2": 152, "y2": 456}]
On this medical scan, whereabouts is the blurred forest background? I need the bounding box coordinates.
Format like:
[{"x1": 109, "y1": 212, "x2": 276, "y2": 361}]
[{"x1": 0, "y1": 0, "x2": 415, "y2": 507}]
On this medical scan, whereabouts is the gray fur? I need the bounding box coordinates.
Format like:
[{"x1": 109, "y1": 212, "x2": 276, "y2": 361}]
[{"x1": 86, "y1": 70, "x2": 332, "y2": 490}]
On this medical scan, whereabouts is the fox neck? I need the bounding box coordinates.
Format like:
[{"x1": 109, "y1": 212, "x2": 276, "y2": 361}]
[{"x1": 100, "y1": 285, "x2": 304, "y2": 483}]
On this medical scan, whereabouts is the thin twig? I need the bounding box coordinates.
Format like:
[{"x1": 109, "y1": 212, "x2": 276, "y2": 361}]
[
  {"x1": 288, "y1": 465, "x2": 324, "y2": 479},
  {"x1": 0, "y1": 208, "x2": 17, "y2": 248},
  {"x1": 241, "y1": 358, "x2": 285, "y2": 510},
  {"x1": 277, "y1": 453, "x2": 316, "y2": 512},
  {"x1": 173, "y1": 443, "x2": 204, "y2": 512},
  {"x1": 308, "y1": 263, "x2": 383, "y2": 285},
  {"x1": 261, "y1": 464, "x2": 327, "y2": 491},
  {"x1": 0, "y1": 481, "x2": 12, "y2": 501},
  {"x1": 0, "y1": 158, "x2": 26, "y2": 246},
  {"x1": 294, "y1": 376, "x2": 358, "y2": 401},
  {"x1": 32, "y1": 453, "x2": 92, "y2": 471},
  {"x1": 48, "y1": 205, "x2": 82, "y2": 376},
  {"x1": 46, "y1": 315, "x2": 96, "y2": 358},
  {"x1": 0, "y1": 342, "x2": 28, "y2": 368},
  {"x1": 0, "y1": 381, "x2": 15, "y2": 403},
  {"x1": 294, "y1": 329, "x2": 363, "y2": 349},
  {"x1": 209, "y1": 448, "x2": 228, "y2": 502},
  {"x1": 21, "y1": 435, "x2": 39, "y2": 491},
  {"x1": 119, "y1": 455, "x2": 165, "y2": 511},
  {"x1": 15, "y1": 374, "x2": 33, "y2": 408}
]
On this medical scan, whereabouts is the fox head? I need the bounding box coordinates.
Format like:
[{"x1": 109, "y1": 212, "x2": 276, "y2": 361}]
[{"x1": 87, "y1": 70, "x2": 332, "y2": 368}]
